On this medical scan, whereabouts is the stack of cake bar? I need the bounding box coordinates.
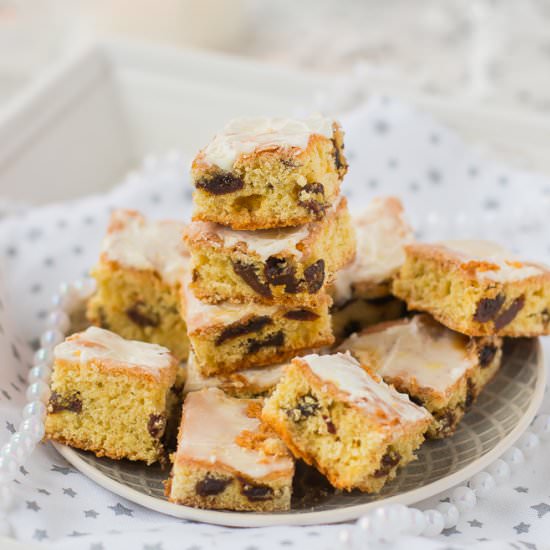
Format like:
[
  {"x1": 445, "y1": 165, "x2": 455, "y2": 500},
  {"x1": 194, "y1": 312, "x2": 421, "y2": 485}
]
[{"x1": 43, "y1": 115, "x2": 550, "y2": 514}]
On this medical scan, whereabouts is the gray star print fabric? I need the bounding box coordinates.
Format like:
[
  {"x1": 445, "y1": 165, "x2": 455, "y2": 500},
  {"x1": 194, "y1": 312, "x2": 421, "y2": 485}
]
[{"x1": 0, "y1": 97, "x2": 549, "y2": 549}]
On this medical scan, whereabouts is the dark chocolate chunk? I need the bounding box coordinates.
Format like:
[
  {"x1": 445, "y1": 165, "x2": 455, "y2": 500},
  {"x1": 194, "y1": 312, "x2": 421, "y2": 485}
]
[
  {"x1": 473, "y1": 294, "x2": 505, "y2": 323},
  {"x1": 126, "y1": 301, "x2": 159, "y2": 327},
  {"x1": 283, "y1": 309, "x2": 320, "y2": 321},
  {"x1": 297, "y1": 182, "x2": 326, "y2": 216},
  {"x1": 48, "y1": 391, "x2": 82, "y2": 414},
  {"x1": 196, "y1": 172, "x2": 244, "y2": 195},
  {"x1": 147, "y1": 413, "x2": 166, "y2": 440},
  {"x1": 281, "y1": 157, "x2": 300, "y2": 168},
  {"x1": 303, "y1": 260, "x2": 325, "y2": 294},
  {"x1": 373, "y1": 450, "x2": 401, "y2": 478},
  {"x1": 368, "y1": 295, "x2": 399, "y2": 306},
  {"x1": 478, "y1": 344, "x2": 498, "y2": 368},
  {"x1": 323, "y1": 416, "x2": 336, "y2": 434},
  {"x1": 196, "y1": 475, "x2": 231, "y2": 497},
  {"x1": 238, "y1": 478, "x2": 273, "y2": 501},
  {"x1": 494, "y1": 296, "x2": 525, "y2": 330},
  {"x1": 342, "y1": 320, "x2": 362, "y2": 338},
  {"x1": 247, "y1": 330, "x2": 284, "y2": 354},
  {"x1": 216, "y1": 316, "x2": 272, "y2": 345},
  {"x1": 264, "y1": 257, "x2": 299, "y2": 292},
  {"x1": 232, "y1": 261, "x2": 272, "y2": 298},
  {"x1": 286, "y1": 393, "x2": 320, "y2": 422}
]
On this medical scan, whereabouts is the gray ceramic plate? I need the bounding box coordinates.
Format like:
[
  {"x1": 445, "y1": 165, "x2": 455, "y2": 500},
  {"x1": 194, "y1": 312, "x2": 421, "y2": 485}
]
[{"x1": 55, "y1": 338, "x2": 545, "y2": 527}]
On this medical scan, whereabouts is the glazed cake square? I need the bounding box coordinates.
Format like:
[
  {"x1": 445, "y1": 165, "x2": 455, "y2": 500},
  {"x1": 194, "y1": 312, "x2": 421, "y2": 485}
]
[
  {"x1": 45, "y1": 327, "x2": 177, "y2": 465},
  {"x1": 331, "y1": 197, "x2": 411, "y2": 340},
  {"x1": 166, "y1": 388, "x2": 294, "y2": 511},
  {"x1": 262, "y1": 353, "x2": 431, "y2": 493},
  {"x1": 184, "y1": 353, "x2": 285, "y2": 398},
  {"x1": 181, "y1": 274, "x2": 334, "y2": 376},
  {"x1": 185, "y1": 196, "x2": 356, "y2": 307},
  {"x1": 87, "y1": 209, "x2": 190, "y2": 360},
  {"x1": 393, "y1": 240, "x2": 550, "y2": 336},
  {"x1": 191, "y1": 116, "x2": 347, "y2": 230},
  {"x1": 338, "y1": 315, "x2": 502, "y2": 438}
]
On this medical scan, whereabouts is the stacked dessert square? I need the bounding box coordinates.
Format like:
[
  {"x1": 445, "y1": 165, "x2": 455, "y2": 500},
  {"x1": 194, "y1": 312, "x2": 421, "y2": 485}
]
[{"x1": 43, "y1": 114, "x2": 550, "y2": 514}]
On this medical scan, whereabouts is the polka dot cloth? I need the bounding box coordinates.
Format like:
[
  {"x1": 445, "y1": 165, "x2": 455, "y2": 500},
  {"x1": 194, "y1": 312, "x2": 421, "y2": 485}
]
[{"x1": 0, "y1": 96, "x2": 549, "y2": 549}]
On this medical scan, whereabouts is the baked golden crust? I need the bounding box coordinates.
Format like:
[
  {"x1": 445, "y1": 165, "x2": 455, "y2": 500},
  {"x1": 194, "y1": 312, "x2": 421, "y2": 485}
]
[
  {"x1": 393, "y1": 243, "x2": 550, "y2": 336},
  {"x1": 185, "y1": 197, "x2": 356, "y2": 307},
  {"x1": 191, "y1": 123, "x2": 347, "y2": 230}
]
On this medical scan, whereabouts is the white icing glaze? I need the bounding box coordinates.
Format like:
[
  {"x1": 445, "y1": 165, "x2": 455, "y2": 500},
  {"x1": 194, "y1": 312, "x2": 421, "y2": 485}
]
[
  {"x1": 302, "y1": 352, "x2": 430, "y2": 426},
  {"x1": 438, "y1": 240, "x2": 544, "y2": 282},
  {"x1": 182, "y1": 275, "x2": 279, "y2": 332},
  {"x1": 186, "y1": 220, "x2": 310, "y2": 260},
  {"x1": 184, "y1": 353, "x2": 284, "y2": 394},
  {"x1": 102, "y1": 210, "x2": 188, "y2": 285},
  {"x1": 55, "y1": 327, "x2": 173, "y2": 375},
  {"x1": 333, "y1": 197, "x2": 413, "y2": 303},
  {"x1": 178, "y1": 388, "x2": 292, "y2": 478},
  {"x1": 340, "y1": 316, "x2": 473, "y2": 396},
  {"x1": 201, "y1": 115, "x2": 334, "y2": 171}
]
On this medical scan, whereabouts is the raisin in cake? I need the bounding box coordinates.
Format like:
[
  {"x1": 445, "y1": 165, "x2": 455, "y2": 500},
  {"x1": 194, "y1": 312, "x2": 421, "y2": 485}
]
[
  {"x1": 87, "y1": 209, "x2": 190, "y2": 360},
  {"x1": 262, "y1": 353, "x2": 431, "y2": 493},
  {"x1": 331, "y1": 197, "x2": 411, "y2": 340},
  {"x1": 393, "y1": 240, "x2": 550, "y2": 336},
  {"x1": 166, "y1": 388, "x2": 294, "y2": 511},
  {"x1": 191, "y1": 116, "x2": 347, "y2": 230},
  {"x1": 182, "y1": 272, "x2": 333, "y2": 376},
  {"x1": 45, "y1": 327, "x2": 177, "y2": 464},
  {"x1": 185, "y1": 196, "x2": 356, "y2": 307},
  {"x1": 338, "y1": 315, "x2": 502, "y2": 438}
]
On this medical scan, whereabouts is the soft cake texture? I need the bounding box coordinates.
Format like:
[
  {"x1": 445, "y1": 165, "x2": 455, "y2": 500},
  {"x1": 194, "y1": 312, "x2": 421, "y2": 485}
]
[
  {"x1": 329, "y1": 197, "x2": 410, "y2": 340},
  {"x1": 87, "y1": 209, "x2": 190, "y2": 360},
  {"x1": 185, "y1": 196, "x2": 356, "y2": 307},
  {"x1": 182, "y1": 276, "x2": 333, "y2": 375},
  {"x1": 184, "y1": 353, "x2": 285, "y2": 398},
  {"x1": 338, "y1": 315, "x2": 502, "y2": 438},
  {"x1": 45, "y1": 327, "x2": 177, "y2": 464},
  {"x1": 393, "y1": 240, "x2": 550, "y2": 336},
  {"x1": 166, "y1": 388, "x2": 294, "y2": 511},
  {"x1": 191, "y1": 116, "x2": 347, "y2": 230},
  {"x1": 262, "y1": 353, "x2": 431, "y2": 493}
]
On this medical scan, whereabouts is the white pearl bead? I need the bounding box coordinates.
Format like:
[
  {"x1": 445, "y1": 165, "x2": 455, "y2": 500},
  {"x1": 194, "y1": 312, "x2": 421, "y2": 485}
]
[
  {"x1": 0, "y1": 517, "x2": 12, "y2": 537},
  {"x1": 26, "y1": 381, "x2": 51, "y2": 403},
  {"x1": 532, "y1": 414, "x2": 550, "y2": 440},
  {"x1": 0, "y1": 455, "x2": 18, "y2": 483},
  {"x1": 422, "y1": 509, "x2": 444, "y2": 536},
  {"x1": 503, "y1": 447, "x2": 524, "y2": 468},
  {"x1": 518, "y1": 432, "x2": 540, "y2": 455},
  {"x1": 11, "y1": 432, "x2": 35, "y2": 457},
  {"x1": 468, "y1": 471, "x2": 496, "y2": 498},
  {"x1": 19, "y1": 417, "x2": 45, "y2": 441},
  {"x1": 28, "y1": 364, "x2": 51, "y2": 384},
  {"x1": 73, "y1": 277, "x2": 96, "y2": 299},
  {"x1": 387, "y1": 503, "x2": 412, "y2": 534},
  {"x1": 487, "y1": 459, "x2": 511, "y2": 481},
  {"x1": 33, "y1": 348, "x2": 53, "y2": 365},
  {"x1": 40, "y1": 329, "x2": 64, "y2": 349},
  {"x1": 22, "y1": 401, "x2": 47, "y2": 420},
  {"x1": 47, "y1": 310, "x2": 70, "y2": 333},
  {"x1": 0, "y1": 486, "x2": 14, "y2": 512},
  {"x1": 409, "y1": 508, "x2": 427, "y2": 536},
  {"x1": 436, "y1": 502, "x2": 460, "y2": 528},
  {"x1": 3, "y1": 433, "x2": 32, "y2": 463},
  {"x1": 451, "y1": 486, "x2": 477, "y2": 511}
]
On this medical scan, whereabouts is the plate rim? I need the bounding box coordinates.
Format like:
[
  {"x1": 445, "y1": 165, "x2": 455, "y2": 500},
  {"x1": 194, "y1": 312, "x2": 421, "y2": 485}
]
[{"x1": 53, "y1": 338, "x2": 546, "y2": 527}]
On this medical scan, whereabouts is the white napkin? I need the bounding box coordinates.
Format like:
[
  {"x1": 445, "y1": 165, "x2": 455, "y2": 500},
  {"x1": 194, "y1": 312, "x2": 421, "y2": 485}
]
[{"x1": 0, "y1": 96, "x2": 549, "y2": 549}]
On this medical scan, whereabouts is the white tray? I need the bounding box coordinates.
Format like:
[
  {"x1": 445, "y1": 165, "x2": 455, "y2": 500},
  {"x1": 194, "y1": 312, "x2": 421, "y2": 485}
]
[{"x1": 1, "y1": 39, "x2": 550, "y2": 207}]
